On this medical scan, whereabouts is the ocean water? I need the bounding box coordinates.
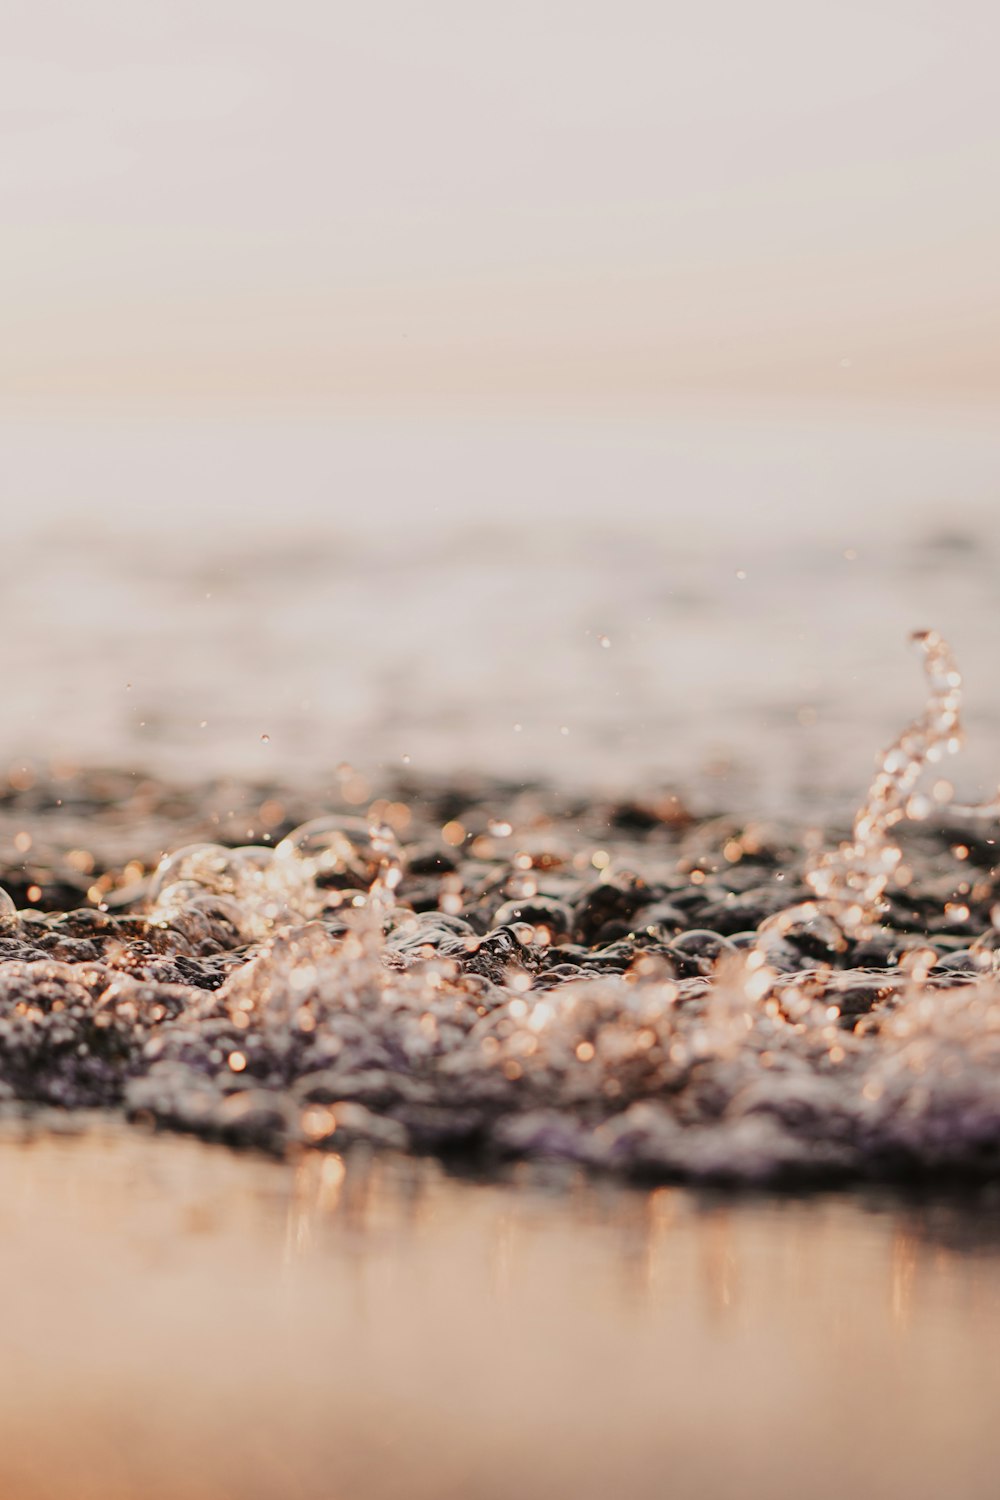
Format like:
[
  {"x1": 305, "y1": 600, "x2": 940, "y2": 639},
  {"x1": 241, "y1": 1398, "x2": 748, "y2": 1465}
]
[
  {"x1": 3, "y1": 398, "x2": 1000, "y2": 1495},
  {"x1": 3, "y1": 399, "x2": 999, "y2": 806}
]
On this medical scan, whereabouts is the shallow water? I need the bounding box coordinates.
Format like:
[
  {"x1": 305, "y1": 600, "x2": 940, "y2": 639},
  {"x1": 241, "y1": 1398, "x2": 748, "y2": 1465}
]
[
  {"x1": 2, "y1": 1121, "x2": 1000, "y2": 1500},
  {"x1": 1, "y1": 722, "x2": 1000, "y2": 1185}
]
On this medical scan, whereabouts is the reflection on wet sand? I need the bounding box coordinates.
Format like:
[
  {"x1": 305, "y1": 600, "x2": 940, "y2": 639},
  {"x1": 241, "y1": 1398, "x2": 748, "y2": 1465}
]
[{"x1": 1, "y1": 1121, "x2": 997, "y2": 1499}]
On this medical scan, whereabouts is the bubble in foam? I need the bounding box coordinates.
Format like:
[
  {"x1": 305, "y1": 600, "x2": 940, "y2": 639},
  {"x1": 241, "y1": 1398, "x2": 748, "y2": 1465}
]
[
  {"x1": 276, "y1": 815, "x2": 403, "y2": 920},
  {"x1": 149, "y1": 843, "x2": 254, "y2": 902},
  {"x1": 149, "y1": 842, "x2": 314, "y2": 938},
  {"x1": 151, "y1": 887, "x2": 247, "y2": 946},
  {"x1": 0, "y1": 885, "x2": 16, "y2": 932}
]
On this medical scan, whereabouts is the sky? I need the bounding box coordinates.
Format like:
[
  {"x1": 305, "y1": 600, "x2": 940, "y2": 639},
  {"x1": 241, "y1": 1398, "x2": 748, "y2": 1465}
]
[{"x1": 3, "y1": 0, "x2": 1000, "y2": 408}]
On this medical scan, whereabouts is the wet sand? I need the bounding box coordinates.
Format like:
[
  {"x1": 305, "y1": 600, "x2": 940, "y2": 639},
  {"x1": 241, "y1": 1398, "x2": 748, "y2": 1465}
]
[{"x1": 1, "y1": 1121, "x2": 999, "y2": 1500}]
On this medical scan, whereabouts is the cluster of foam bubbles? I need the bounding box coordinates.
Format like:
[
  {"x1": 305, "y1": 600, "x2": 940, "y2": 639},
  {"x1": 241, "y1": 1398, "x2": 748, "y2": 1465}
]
[
  {"x1": 1, "y1": 632, "x2": 1000, "y2": 1182},
  {"x1": 111, "y1": 923, "x2": 997, "y2": 1180},
  {"x1": 145, "y1": 816, "x2": 403, "y2": 943}
]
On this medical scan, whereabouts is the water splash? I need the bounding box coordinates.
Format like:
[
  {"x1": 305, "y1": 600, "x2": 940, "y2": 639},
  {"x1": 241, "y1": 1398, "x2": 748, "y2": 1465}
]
[
  {"x1": 1, "y1": 633, "x2": 1000, "y2": 1182},
  {"x1": 759, "y1": 631, "x2": 975, "y2": 950},
  {"x1": 274, "y1": 815, "x2": 403, "y2": 927}
]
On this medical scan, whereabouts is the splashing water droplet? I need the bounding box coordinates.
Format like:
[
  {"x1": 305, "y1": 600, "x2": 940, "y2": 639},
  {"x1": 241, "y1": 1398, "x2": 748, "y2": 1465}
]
[{"x1": 768, "y1": 631, "x2": 984, "y2": 946}]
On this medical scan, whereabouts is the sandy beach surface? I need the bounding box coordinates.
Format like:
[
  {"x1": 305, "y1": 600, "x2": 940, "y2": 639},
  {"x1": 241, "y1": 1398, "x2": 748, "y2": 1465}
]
[{"x1": 2, "y1": 1121, "x2": 1000, "y2": 1500}]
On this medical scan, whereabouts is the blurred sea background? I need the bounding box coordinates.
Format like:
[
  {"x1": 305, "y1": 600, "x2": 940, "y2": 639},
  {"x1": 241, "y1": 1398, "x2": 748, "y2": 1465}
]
[
  {"x1": 3, "y1": 0, "x2": 999, "y2": 815},
  {"x1": 4, "y1": 402, "x2": 1000, "y2": 814}
]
